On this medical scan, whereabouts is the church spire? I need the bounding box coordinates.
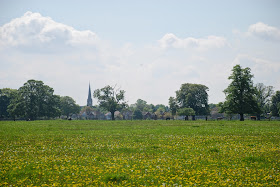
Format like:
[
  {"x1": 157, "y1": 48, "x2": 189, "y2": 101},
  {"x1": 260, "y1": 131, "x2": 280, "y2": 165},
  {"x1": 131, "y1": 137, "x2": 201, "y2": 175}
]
[{"x1": 87, "y1": 83, "x2": 93, "y2": 107}]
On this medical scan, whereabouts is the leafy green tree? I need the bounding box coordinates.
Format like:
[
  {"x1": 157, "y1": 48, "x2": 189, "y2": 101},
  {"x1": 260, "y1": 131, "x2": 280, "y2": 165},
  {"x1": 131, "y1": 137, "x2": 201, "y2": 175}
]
[
  {"x1": 154, "y1": 104, "x2": 169, "y2": 113},
  {"x1": 93, "y1": 85, "x2": 127, "y2": 120},
  {"x1": 133, "y1": 109, "x2": 143, "y2": 120},
  {"x1": 271, "y1": 91, "x2": 280, "y2": 117},
  {"x1": 177, "y1": 108, "x2": 195, "y2": 120},
  {"x1": 60, "y1": 96, "x2": 80, "y2": 118},
  {"x1": 176, "y1": 83, "x2": 209, "y2": 118},
  {"x1": 8, "y1": 80, "x2": 60, "y2": 120},
  {"x1": 255, "y1": 83, "x2": 274, "y2": 120},
  {"x1": 46, "y1": 94, "x2": 61, "y2": 118},
  {"x1": 154, "y1": 107, "x2": 166, "y2": 119},
  {"x1": 148, "y1": 104, "x2": 156, "y2": 113},
  {"x1": 169, "y1": 97, "x2": 178, "y2": 117},
  {"x1": 209, "y1": 103, "x2": 217, "y2": 109},
  {"x1": 7, "y1": 93, "x2": 24, "y2": 120},
  {"x1": 135, "y1": 99, "x2": 147, "y2": 111},
  {"x1": 218, "y1": 102, "x2": 234, "y2": 120},
  {"x1": 0, "y1": 88, "x2": 18, "y2": 119},
  {"x1": 223, "y1": 65, "x2": 260, "y2": 121},
  {"x1": 131, "y1": 99, "x2": 154, "y2": 113}
]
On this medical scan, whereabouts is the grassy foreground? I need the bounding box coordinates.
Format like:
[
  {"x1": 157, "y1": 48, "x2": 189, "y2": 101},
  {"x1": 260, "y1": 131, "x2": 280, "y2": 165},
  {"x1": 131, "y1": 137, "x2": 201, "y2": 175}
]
[{"x1": 0, "y1": 120, "x2": 280, "y2": 186}]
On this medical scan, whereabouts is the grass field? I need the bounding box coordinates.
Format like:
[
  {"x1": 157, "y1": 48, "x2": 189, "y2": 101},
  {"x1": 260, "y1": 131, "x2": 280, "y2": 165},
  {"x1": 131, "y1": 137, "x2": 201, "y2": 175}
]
[{"x1": 0, "y1": 120, "x2": 280, "y2": 186}]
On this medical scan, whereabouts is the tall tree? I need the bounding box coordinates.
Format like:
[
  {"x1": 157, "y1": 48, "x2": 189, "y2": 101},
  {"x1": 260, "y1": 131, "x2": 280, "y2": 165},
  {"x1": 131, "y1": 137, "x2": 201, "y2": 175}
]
[
  {"x1": 169, "y1": 96, "x2": 178, "y2": 117},
  {"x1": 46, "y1": 94, "x2": 61, "y2": 118},
  {"x1": 154, "y1": 104, "x2": 169, "y2": 112},
  {"x1": 8, "y1": 80, "x2": 60, "y2": 120},
  {"x1": 135, "y1": 99, "x2": 147, "y2": 112},
  {"x1": 60, "y1": 96, "x2": 80, "y2": 118},
  {"x1": 175, "y1": 83, "x2": 209, "y2": 118},
  {"x1": 255, "y1": 83, "x2": 274, "y2": 120},
  {"x1": 271, "y1": 91, "x2": 280, "y2": 117},
  {"x1": 148, "y1": 104, "x2": 156, "y2": 113},
  {"x1": 0, "y1": 88, "x2": 18, "y2": 119},
  {"x1": 223, "y1": 65, "x2": 260, "y2": 121},
  {"x1": 93, "y1": 85, "x2": 127, "y2": 120},
  {"x1": 131, "y1": 99, "x2": 154, "y2": 112},
  {"x1": 7, "y1": 93, "x2": 24, "y2": 120}
]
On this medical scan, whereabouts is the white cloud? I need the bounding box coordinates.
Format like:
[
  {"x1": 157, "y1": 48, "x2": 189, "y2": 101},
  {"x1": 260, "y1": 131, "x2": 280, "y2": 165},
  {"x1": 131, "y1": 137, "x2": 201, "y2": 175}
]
[
  {"x1": 0, "y1": 11, "x2": 99, "y2": 50},
  {"x1": 1, "y1": 12, "x2": 279, "y2": 106},
  {"x1": 233, "y1": 54, "x2": 280, "y2": 71},
  {"x1": 248, "y1": 22, "x2": 280, "y2": 41},
  {"x1": 158, "y1": 33, "x2": 227, "y2": 50},
  {"x1": 0, "y1": 11, "x2": 232, "y2": 105},
  {"x1": 232, "y1": 54, "x2": 280, "y2": 89}
]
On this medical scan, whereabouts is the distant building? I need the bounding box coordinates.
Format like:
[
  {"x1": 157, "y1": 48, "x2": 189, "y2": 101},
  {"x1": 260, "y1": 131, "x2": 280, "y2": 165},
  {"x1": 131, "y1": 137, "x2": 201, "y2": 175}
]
[
  {"x1": 123, "y1": 110, "x2": 133, "y2": 120},
  {"x1": 105, "y1": 112, "x2": 111, "y2": 120},
  {"x1": 142, "y1": 112, "x2": 153, "y2": 120},
  {"x1": 87, "y1": 83, "x2": 93, "y2": 107}
]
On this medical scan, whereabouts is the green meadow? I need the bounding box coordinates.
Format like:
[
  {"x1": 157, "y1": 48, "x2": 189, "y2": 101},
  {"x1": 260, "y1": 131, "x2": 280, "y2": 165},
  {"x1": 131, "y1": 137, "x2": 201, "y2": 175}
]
[{"x1": 0, "y1": 120, "x2": 279, "y2": 186}]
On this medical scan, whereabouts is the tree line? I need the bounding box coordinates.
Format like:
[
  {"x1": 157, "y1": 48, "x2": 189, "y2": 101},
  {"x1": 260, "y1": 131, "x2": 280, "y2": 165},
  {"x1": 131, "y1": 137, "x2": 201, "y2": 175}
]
[
  {"x1": 92, "y1": 65, "x2": 280, "y2": 121},
  {"x1": 1, "y1": 65, "x2": 280, "y2": 121},
  {"x1": 219, "y1": 65, "x2": 279, "y2": 121},
  {"x1": 0, "y1": 80, "x2": 80, "y2": 120}
]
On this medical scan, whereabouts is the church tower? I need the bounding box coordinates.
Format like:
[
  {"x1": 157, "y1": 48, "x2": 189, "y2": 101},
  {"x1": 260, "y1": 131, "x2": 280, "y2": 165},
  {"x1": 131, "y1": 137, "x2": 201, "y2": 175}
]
[{"x1": 87, "y1": 83, "x2": 93, "y2": 107}]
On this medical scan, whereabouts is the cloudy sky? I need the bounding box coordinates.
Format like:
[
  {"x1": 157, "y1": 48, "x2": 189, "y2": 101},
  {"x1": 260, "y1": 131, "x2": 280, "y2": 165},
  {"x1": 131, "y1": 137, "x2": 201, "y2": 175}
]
[{"x1": 0, "y1": 0, "x2": 280, "y2": 106}]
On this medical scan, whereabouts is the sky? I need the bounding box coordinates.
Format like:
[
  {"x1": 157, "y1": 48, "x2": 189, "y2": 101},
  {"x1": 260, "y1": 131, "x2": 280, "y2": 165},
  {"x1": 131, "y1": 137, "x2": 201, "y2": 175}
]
[{"x1": 0, "y1": 0, "x2": 280, "y2": 106}]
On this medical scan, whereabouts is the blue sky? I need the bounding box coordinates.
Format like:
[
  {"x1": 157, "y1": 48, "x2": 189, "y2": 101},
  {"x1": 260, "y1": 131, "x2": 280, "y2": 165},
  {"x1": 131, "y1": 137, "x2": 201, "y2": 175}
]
[{"x1": 0, "y1": 0, "x2": 280, "y2": 106}]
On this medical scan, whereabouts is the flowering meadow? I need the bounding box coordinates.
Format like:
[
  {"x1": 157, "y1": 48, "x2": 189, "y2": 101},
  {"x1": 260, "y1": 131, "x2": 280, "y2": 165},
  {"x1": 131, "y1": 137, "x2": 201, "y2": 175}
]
[{"x1": 0, "y1": 120, "x2": 279, "y2": 186}]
